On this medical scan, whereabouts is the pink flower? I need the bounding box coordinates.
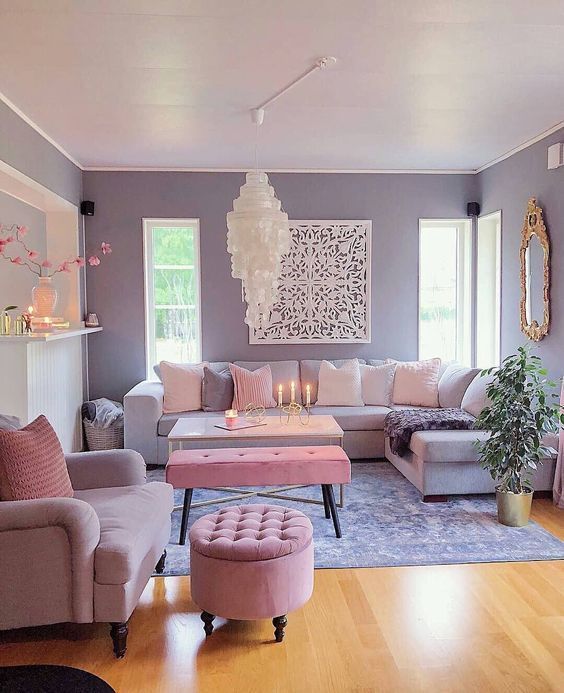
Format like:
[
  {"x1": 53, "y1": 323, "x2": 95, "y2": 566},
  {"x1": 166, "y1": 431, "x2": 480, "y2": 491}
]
[
  {"x1": 58, "y1": 261, "x2": 72, "y2": 273},
  {"x1": 28, "y1": 250, "x2": 39, "y2": 260},
  {"x1": 41, "y1": 260, "x2": 53, "y2": 268},
  {"x1": 101, "y1": 242, "x2": 112, "y2": 255},
  {"x1": 6, "y1": 236, "x2": 15, "y2": 243},
  {"x1": 88, "y1": 255, "x2": 101, "y2": 266},
  {"x1": 75, "y1": 256, "x2": 86, "y2": 268},
  {"x1": 11, "y1": 256, "x2": 25, "y2": 265},
  {"x1": 17, "y1": 225, "x2": 29, "y2": 236}
]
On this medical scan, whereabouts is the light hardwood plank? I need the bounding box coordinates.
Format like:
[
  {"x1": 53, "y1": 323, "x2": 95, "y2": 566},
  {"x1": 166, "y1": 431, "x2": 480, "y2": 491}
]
[{"x1": 0, "y1": 500, "x2": 562, "y2": 692}]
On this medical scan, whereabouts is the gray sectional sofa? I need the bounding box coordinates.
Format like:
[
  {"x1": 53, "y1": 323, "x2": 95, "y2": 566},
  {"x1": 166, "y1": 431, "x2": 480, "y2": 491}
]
[{"x1": 124, "y1": 359, "x2": 556, "y2": 499}]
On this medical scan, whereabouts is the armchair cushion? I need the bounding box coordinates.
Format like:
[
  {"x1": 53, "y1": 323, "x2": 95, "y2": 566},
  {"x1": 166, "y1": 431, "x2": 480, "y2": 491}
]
[
  {"x1": 0, "y1": 415, "x2": 73, "y2": 501},
  {"x1": 0, "y1": 414, "x2": 21, "y2": 431},
  {"x1": 66, "y1": 449, "x2": 146, "y2": 490},
  {"x1": 75, "y1": 482, "x2": 173, "y2": 585}
]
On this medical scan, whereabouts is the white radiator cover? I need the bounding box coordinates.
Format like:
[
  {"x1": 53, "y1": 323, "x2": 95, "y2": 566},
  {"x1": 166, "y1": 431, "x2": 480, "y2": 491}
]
[{"x1": 0, "y1": 335, "x2": 85, "y2": 451}]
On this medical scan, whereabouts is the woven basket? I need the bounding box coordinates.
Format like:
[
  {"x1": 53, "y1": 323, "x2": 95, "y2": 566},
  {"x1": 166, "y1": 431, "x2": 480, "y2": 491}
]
[{"x1": 83, "y1": 417, "x2": 124, "y2": 451}]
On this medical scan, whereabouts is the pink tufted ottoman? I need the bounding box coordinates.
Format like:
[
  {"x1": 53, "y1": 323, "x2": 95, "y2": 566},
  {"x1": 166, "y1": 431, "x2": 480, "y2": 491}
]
[{"x1": 189, "y1": 504, "x2": 314, "y2": 642}]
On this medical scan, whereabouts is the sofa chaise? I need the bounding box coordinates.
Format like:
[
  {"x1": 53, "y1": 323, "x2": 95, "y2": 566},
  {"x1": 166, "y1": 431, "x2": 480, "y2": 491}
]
[{"x1": 124, "y1": 359, "x2": 556, "y2": 499}]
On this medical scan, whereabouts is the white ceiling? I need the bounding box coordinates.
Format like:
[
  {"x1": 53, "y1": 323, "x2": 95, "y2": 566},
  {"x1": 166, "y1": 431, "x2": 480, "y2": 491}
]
[{"x1": 1, "y1": 0, "x2": 563, "y2": 171}]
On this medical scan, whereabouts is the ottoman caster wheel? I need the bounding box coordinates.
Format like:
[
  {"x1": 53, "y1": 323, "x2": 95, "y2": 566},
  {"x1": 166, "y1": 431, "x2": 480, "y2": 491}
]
[
  {"x1": 273, "y1": 615, "x2": 287, "y2": 643},
  {"x1": 201, "y1": 611, "x2": 215, "y2": 636}
]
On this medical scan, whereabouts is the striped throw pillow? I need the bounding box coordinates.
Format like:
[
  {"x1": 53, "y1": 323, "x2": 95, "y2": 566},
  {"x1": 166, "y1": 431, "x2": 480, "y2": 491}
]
[
  {"x1": 0, "y1": 415, "x2": 73, "y2": 501},
  {"x1": 229, "y1": 363, "x2": 277, "y2": 410}
]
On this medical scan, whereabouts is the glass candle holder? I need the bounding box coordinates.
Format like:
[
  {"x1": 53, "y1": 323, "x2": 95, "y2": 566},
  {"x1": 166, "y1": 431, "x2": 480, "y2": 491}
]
[{"x1": 225, "y1": 409, "x2": 238, "y2": 427}]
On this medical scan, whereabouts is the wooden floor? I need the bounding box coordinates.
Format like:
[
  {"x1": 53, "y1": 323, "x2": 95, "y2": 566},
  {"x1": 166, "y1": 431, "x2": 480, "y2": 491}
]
[{"x1": 1, "y1": 500, "x2": 563, "y2": 693}]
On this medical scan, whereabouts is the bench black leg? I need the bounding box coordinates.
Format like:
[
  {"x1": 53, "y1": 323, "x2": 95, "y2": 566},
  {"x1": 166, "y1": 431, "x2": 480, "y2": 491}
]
[
  {"x1": 179, "y1": 488, "x2": 193, "y2": 546},
  {"x1": 321, "y1": 485, "x2": 331, "y2": 519},
  {"x1": 323, "y1": 484, "x2": 342, "y2": 538}
]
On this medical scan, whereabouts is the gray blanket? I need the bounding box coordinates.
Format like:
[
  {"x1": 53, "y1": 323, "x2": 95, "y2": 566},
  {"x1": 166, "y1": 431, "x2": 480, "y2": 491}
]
[{"x1": 384, "y1": 408, "x2": 477, "y2": 457}]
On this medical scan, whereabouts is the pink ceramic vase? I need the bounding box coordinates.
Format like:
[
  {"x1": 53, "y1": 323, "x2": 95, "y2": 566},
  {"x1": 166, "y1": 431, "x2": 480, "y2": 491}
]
[{"x1": 32, "y1": 276, "x2": 58, "y2": 317}]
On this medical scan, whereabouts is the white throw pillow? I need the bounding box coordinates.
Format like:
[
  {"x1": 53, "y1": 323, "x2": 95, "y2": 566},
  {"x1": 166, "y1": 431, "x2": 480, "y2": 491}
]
[
  {"x1": 316, "y1": 359, "x2": 364, "y2": 407},
  {"x1": 359, "y1": 362, "x2": 396, "y2": 406},
  {"x1": 461, "y1": 372, "x2": 494, "y2": 418},
  {"x1": 160, "y1": 361, "x2": 208, "y2": 414},
  {"x1": 387, "y1": 358, "x2": 441, "y2": 407}
]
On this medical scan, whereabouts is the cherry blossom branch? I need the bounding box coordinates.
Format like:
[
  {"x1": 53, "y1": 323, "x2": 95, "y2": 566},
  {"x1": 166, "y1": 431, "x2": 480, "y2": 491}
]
[
  {"x1": 0, "y1": 248, "x2": 41, "y2": 276},
  {"x1": 1, "y1": 221, "x2": 112, "y2": 278},
  {"x1": 14, "y1": 225, "x2": 43, "y2": 273}
]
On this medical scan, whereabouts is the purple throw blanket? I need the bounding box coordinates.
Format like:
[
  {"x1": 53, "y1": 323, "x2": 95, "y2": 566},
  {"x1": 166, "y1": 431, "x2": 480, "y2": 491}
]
[{"x1": 384, "y1": 408, "x2": 477, "y2": 457}]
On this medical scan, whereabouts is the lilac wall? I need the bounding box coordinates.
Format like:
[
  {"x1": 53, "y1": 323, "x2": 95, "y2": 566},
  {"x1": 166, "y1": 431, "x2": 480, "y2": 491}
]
[
  {"x1": 84, "y1": 170, "x2": 477, "y2": 400},
  {"x1": 0, "y1": 101, "x2": 82, "y2": 205},
  {"x1": 477, "y1": 127, "x2": 564, "y2": 381},
  {"x1": 0, "y1": 191, "x2": 47, "y2": 309}
]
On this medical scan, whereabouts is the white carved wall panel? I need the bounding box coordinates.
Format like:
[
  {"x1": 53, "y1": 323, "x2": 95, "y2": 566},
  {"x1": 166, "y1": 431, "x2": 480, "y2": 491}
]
[{"x1": 250, "y1": 220, "x2": 371, "y2": 344}]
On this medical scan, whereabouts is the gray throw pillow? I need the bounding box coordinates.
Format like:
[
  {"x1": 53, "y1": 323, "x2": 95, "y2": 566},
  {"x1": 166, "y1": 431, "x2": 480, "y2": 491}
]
[
  {"x1": 461, "y1": 373, "x2": 495, "y2": 418},
  {"x1": 439, "y1": 364, "x2": 481, "y2": 408},
  {"x1": 202, "y1": 367, "x2": 234, "y2": 412},
  {"x1": 366, "y1": 359, "x2": 385, "y2": 367},
  {"x1": 0, "y1": 414, "x2": 21, "y2": 431}
]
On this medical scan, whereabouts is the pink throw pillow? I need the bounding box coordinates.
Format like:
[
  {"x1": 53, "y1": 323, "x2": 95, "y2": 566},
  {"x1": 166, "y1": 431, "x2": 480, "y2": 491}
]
[
  {"x1": 229, "y1": 363, "x2": 277, "y2": 410},
  {"x1": 389, "y1": 358, "x2": 441, "y2": 407},
  {"x1": 160, "y1": 361, "x2": 208, "y2": 414},
  {"x1": 0, "y1": 415, "x2": 73, "y2": 501}
]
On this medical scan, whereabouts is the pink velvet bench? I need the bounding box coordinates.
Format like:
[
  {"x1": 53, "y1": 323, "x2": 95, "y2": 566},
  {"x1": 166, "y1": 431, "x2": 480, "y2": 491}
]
[
  {"x1": 166, "y1": 445, "x2": 351, "y2": 544},
  {"x1": 189, "y1": 504, "x2": 314, "y2": 642}
]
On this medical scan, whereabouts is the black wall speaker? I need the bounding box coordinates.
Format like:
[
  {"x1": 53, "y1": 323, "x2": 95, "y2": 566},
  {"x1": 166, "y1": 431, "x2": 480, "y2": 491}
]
[
  {"x1": 81, "y1": 200, "x2": 95, "y2": 216},
  {"x1": 467, "y1": 201, "x2": 480, "y2": 217}
]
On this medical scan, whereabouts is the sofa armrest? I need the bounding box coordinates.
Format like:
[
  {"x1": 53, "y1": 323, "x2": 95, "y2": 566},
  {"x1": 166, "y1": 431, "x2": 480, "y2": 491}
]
[
  {"x1": 66, "y1": 449, "x2": 147, "y2": 490},
  {"x1": 124, "y1": 380, "x2": 164, "y2": 465},
  {"x1": 0, "y1": 497, "x2": 100, "y2": 627}
]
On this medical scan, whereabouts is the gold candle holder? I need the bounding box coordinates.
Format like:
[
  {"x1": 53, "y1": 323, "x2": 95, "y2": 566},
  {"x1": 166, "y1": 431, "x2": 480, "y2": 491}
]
[
  {"x1": 279, "y1": 401, "x2": 311, "y2": 426},
  {"x1": 0, "y1": 312, "x2": 11, "y2": 336},
  {"x1": 245, "y1": 403, "x2": 266, "y2": 423}
]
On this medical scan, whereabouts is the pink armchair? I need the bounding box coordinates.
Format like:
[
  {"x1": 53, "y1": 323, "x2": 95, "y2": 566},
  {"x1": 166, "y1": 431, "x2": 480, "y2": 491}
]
[{"x1": 0, "y1": 449, "x2": 173, "y2": 657}]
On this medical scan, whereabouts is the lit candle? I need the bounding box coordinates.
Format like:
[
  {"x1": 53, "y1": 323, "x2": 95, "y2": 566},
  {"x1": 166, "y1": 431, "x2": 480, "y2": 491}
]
[
  {"x1": 290, "y1": 381, "x2": 296, "y2": 404},
  {"x1": 278, "y1": 384, "x2": 283, "y2": 407},
  {"x1": 225, "y1": 409, "x2": 238, "y2": 427},
  {"x1": 306, "y1": 384, "x2": 311, "y2": 408}
]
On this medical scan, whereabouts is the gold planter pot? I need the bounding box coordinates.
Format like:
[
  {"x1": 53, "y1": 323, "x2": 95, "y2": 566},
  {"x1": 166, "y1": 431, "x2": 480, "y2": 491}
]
[{"x1": 496, "y1": 488, "x2": 533, "y2": 527}]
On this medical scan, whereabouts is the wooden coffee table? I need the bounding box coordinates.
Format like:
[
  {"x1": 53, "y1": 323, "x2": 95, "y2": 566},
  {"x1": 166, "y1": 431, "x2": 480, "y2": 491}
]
[{"x1": 167, "y1": 414, "x2": 345, "y2": 509}]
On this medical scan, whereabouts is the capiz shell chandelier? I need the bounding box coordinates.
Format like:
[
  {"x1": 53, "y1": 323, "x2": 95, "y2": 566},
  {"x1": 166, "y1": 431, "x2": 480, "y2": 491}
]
[
  {"x1": 227, "y1": 57, "x2": 337, "y2": 330},
  {"x1": 227, "y1": 171, "x2": 290, "y2": 329}
]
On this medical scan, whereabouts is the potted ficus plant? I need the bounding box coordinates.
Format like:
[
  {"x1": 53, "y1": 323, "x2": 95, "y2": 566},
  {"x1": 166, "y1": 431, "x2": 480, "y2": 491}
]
[{"x1": 475, "y1": 345, "x2": 564, "y2": 527}]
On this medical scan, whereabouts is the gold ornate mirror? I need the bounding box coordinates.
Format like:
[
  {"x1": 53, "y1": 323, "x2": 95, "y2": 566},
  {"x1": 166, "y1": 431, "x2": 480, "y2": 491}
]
[{"x1": 520, "y1": 197, "x2": 550, "y2": 341}]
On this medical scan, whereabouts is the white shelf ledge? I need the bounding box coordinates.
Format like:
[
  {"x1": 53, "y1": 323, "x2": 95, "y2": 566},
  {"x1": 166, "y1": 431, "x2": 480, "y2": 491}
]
[{"x1": 0, "y1": 327, "x2": 102, "y2": 343}]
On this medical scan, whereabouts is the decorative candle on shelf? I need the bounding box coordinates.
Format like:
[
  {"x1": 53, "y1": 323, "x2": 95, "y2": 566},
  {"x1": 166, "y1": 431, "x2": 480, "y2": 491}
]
[
  {"x1": 290, "y1": 381, "x2": 296, "y2": 404},
  {"x1": 278, "y1": 384, "x2": 283, "y2": 407},
  {"x1": 306, "y1": 384, "x2": 311, "y2": 409},
  {"x1": 225, "y1": 409, "x2": 238, "y2": 427}
]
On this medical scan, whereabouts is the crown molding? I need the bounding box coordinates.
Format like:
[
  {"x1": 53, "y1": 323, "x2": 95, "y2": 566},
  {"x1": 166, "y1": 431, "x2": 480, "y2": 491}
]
[
  {"x1": 475, "y1": 120, "x2": 564, "y2": 173},
  {"x1": 0, "y1": 90, "x2": 84, "y2": 170},
  {"x1": 82, "y1": 165, "x2": 476, "y2": 174}
]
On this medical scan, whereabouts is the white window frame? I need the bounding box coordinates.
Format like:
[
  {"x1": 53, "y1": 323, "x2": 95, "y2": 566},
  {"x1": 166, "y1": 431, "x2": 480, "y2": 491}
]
[
  {"x1": 476, "y1": 210, "x2": 502, "y2": 368},
  {"x1": 418, "y1": 218, "x2": 473, "y2": 366},
  {"x1": 143, "y1": 218, "x2": 202, "y2": 379}
]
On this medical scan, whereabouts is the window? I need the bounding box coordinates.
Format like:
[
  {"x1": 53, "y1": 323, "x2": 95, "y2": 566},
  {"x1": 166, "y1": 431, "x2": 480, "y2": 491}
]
[
  {"x1": 418, "y1": 219, "x2": 472, "y2": 365},
  {"x1": 143, "y1": 219, "x2": 201, "y2": 377},
  {"x1": 476, "y1": 211, "x2": 501, "y2": 367}
]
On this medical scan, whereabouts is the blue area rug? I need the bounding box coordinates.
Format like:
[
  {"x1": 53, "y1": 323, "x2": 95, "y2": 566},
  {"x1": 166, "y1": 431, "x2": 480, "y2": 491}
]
[{"x1": 148, "y1": 461, "x2": 564, "y2": 576}]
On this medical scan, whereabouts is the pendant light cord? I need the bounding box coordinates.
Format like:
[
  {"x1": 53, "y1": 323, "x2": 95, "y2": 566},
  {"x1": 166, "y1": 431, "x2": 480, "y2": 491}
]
[{"x1": 254, "y1": 119, "x2": 259, "y2": 173}]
